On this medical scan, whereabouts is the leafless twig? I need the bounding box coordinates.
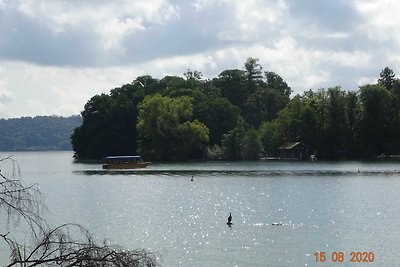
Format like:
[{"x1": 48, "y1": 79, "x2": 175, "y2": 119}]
[{"x1": 0, "y1": 156, "x2": 160, "y2": 267}]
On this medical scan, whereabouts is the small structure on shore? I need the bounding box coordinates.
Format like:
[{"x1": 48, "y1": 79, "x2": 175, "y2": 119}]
[{"x1": 279, "y1": 142, "x2": 311, "y2": 160}]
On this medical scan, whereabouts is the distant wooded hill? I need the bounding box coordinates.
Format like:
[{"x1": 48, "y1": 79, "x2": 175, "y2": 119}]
[{"x1": 0, "y1": 115, "x2": 82, "y2": 151}]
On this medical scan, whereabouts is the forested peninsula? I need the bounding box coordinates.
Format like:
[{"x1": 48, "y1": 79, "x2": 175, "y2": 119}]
[
  {"x1": 0, "y1": 115, "x2": 82, "y2": 151},
  {"x1": 71, "y1": 58, "x2": 400, "y2": 161}
]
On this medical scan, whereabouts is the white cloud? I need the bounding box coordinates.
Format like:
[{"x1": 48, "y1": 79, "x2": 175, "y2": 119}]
[
  {"x1": 0, "y1": 0, "x2": 399, "y2": 118},
  {"x1": 216, "y1": 0, "x2": 287, "y2": 41},
  {"x1": 192, "y1": 0, "x2": 224, "y2": 11},
  {"x1": 13, "y1": 0, "x2": 180, "y2": 52},
  {"x1": 357, "y1": 76, "x2": 376, "y2": 87},
  {"x1": 355, "y1": 0, "x2": 400, "y2": 43},
  {"x1": 0, "y1": 81, "x2": 13, "y2": 104},
  {"x1": 99, "y1": 17, "x2": 145, "y2": 51},
  {"x1": 0, "y1": 79, "x2": 14, "y2": 117},
  {"x1": 0, "y1": 61, "x2": 139, "y2": 118}
]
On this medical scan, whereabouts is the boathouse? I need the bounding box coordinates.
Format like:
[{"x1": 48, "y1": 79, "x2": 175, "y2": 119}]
[{"x1": 279, "y1": 142, "x2": 311, "y2": 160}]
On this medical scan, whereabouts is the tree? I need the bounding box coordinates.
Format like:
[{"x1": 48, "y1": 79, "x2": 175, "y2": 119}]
[
  {"x1": 388, "y1": 79, "x2": 400, "y2": 152},
  {"x1": 359, "y1": 84, "x2": 392, "y2": 156},
  {"x1": 71, "y1": 83, "x2": 145, "y2": 159},
  {"x1": 325, "y1": 87, "x2": 349, "y2": 158},
  {"x1": 71, "y1": 93, "x2": 115, "y2": 159},
  {"x1": 213, "y1": 69, "x2": 247, "y2": 109},
  {"x1": 378, "y1": 67, "x2": 395, "y2": 89},
  {"x1": 160, "y1": 75, "x2": 210, "y2": 107},
  {"x1": 221, "y1": 117, "x2": 248, "y2": 160},
  {"x1": 264, "y1": 71, "x2": 292, "y2": 97},
  {"x1": 258, "y1": 121, "x2": 280, "y2": 157},
  {"x1": 244, "y1": 57, "x2": 263, "y2": 86},
  {"x1": 241, "y1": 128, "x2": 263, "y2": 160},
  {"x1": 195, "y1": 97, "x2": 240, "y2": 145},
  {"x1": 244, "y1": 87, "x2": 289, "y2": 127},
  {"x1": 344, "y1": 91, "x2": 363, "y2": 158},
  {"x1": 275, "y1": 96, "x2": 311, "y2": 144},
  {"x1": 0, "y1": 116, "x2": 81, "y2": 151},
  {"x1": 0, "y1": 156, "x2": 158, "y2": 267},
  {"x1": 137, "y1": 94, "x2": 209, "y2": 160},
  {"x1": 133, "y1": 75, "x2": 162, "y2": 95},
  {"x1": 184, "y1": 69, "x2": 202, "y2": 81}
]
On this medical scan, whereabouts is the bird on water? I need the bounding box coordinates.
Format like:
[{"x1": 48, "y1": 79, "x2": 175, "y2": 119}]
[{"x1": 227, "y1": 212, "x2": 232, "y2": 225}]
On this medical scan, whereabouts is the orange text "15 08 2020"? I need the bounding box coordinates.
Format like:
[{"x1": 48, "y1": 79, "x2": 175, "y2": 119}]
[{"x1": 314, "y1": 251, "x2": 375, "y2": 263}]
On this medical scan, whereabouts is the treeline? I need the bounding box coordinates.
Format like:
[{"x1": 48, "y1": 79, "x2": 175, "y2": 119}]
[
  {"x1": 71, "y1": 59, "x2": 400, "y2": 160},
  {"x1": 0, "y1": 115, "x2": 82, "y2": 151}
]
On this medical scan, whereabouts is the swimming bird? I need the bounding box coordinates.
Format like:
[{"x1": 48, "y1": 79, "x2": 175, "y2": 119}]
[{"x1": 227, "y1": 212, "x2": 232, "y2": 225}]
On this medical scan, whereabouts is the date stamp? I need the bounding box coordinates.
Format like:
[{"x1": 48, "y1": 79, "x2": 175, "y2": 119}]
[{"x1": 314, "y1": 251, "x2": 375, "y2": 263}]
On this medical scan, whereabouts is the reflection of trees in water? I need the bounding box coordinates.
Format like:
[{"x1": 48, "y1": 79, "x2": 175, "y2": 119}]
[{"x1": 0, "y1": 156, "x2": 159, "y2": 267}]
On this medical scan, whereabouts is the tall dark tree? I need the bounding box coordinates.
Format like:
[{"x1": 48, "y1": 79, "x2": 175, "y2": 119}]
[
  {"x1": 195, "y1": 97, "x2": 240, "y2": 145},
  {"x1": 325, "y1": 87, "x2": 348, "y2": 159},
  {"x1": 344, "y1": 91, "x2": 363, "y2": 158},
  {"x1": 221, "y1": 117, "x2": 248, "y2": 160},
  {"x1": 133, "y1": 75, "x2": 162, "y2": 95},
  {"x1": 359, "y1": 84, "x2": 392, "y2": 156},
  {"x1": 244, "y1": 87, "x2": 289, "y2": 127},
  {"x1": 244, "y1": 57, "x2": 263, "y2": 94},
  {"x1": 244, "y1": 57, "x2": 263, "y2": 82},
  {"x1": 241, "y1": 128, "x2": 263, "y2": 160},
  {"x1": 184, "y1": 69, "x2": 203, "y2": 81},
  {"x1": 213, "y1": 69, "x2": 247, "y2": 109},
  {"x1": 71, "y1": 83, "x2": 145, "y2": 159},
  {"x1": 264, "y1": 71, "x2": 292, "y2": 97},
  {"x1": 378, "y1": 67, "x2": 395, "y2": 89}
]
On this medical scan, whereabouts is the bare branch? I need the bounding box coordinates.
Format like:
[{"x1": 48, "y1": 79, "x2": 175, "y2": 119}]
[
  {"x1": 1, "y1": 156, "x2": 160, "y2": 267},
  {"x1": 0, "y1": 156, "x2": 47, "y2": 239}
]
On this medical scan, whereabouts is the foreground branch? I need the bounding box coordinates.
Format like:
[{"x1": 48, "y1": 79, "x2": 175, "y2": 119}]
[
  {"x1": 0, "y1": 156, "x2": 160, "y2": 266},
  {"x1": 0, "y1": 156, "x2": 47, "y2": 238},
  {"x1": 3, "y1": 224, "x2": 159, "y2": 267}
]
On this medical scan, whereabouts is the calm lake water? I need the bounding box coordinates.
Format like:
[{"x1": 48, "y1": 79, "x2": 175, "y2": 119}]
[{"x1": 1, "y1": 151, "x2": 400, "y2": 266}]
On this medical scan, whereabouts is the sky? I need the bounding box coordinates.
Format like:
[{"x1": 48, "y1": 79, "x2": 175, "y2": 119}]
[{"x1": 0, "y1": 0, "x2": 399, "y2": 118}]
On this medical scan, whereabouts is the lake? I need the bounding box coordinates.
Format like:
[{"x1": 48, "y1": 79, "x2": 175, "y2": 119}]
[{"x1": 1, "y1": 151, "x2": 400, "y2": 266}]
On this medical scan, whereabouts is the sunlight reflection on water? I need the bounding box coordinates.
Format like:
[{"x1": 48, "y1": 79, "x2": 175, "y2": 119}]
[{"x1": 1, "y1": 152, "x2": 400, "y2": 266}]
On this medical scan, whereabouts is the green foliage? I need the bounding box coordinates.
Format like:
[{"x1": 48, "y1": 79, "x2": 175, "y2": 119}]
[
  {"x1": 195, "y1": 97, "x2": 240, "y2": 145},
  {"x1": 275, "y1": 96, "x2": 311, "y2": 144},
  {"x1": 221, "y1": 117, "x2": 248, "y2": 160},
  {"x1": 213, "y1": 69, "x2": 247, "y2": 109},
  {"x1": 258, "y1": 121, "x2": 280, "y2": 156},
  {"x1": 69, "y1": 59, "x2": 400, "y2": 160},
  {"x1": 133, "y1": 75, "x2": 163, "y2": 95},
  {"x1": 71, "y1": 83, "x2": 145, "y2": 159},
  {"x1": 264, "y1": 71, "x2": 292, "y2": 97},
  {"x1": 241, "y1": 128, "x2": 263, "y2": 160},
  {"x1": 0, "y1": 116, "x2": 81, "y2": 151},
  {"x1": 137, "y1": 94, "x2": 209, "y2": 160},
  {"x1": 244, "y1": 87, "x2": 289, "y2": 127},
  {"x1": 244, "y1": 57, "x2": 263, "y2": 88},
  {"x1": 378, "y1": 67, "x2": 395, "y2": 89},
  {"x1": 359, "y1": 84, "x2": 392, "y2": 155},
  {"x1": 184, "y1": 69, "x2": 203, "y2": 81}
]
